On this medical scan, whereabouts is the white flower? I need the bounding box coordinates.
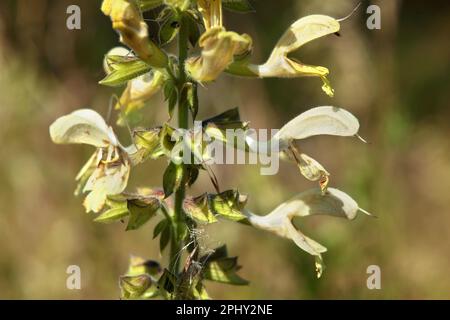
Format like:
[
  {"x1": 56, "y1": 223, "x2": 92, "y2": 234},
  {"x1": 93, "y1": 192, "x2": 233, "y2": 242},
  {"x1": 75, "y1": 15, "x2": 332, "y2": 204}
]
[
  {"x1": 245, "y1": 106, "x2": 361, "y2": 189},
  {"x1": 244, "y1": 187, "x2": 371, "y2": 277},
  {"x1": 228, "y1": 15, "x2": 340, "y2": 97},
  {"x1": 50, "y1": 109, "x2": 132, "y2": 213}
]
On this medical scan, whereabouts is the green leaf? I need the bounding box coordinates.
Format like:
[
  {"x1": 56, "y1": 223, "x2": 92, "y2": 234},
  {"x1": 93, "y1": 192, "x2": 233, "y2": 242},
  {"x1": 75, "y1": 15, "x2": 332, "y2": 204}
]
[
  {"x1": 126, "y1": 198, "x2": 160, "y2": 231},
  {"x1": 186, "y1": 12, "x2": 201, "y2": 47},
  {"x1": 203, "y1": 107, "x2": 240, "y2": 125},
  {"x1": 159, "y1": 10, "x2": 180, "y2": 45},
  {"x1": 183, "y1": 82, "x2": 198, "y2": 120},
  {"x1": 119, "y1": 274, "x2": 156, "y2": 299},
  {"x1": 163, "y1": 161, "x2": 186, "y2": 198},
  {"x1": 159, "y1": 225, "x2": 171, "y2": 252},
  {"x1": 94, "y1": 196, "x2": 129, "y2": 223},
  {"x1": 160, "y1": 123, "x2": 177, "y2": 154},
  {"x1": 163, "y1": 81, "x2": 178, "y2": 119},
  {"x1": 200, "y1": 246, "x2": 249, "y2": 286},
  {"x1": 202, "y1": 107, "x2": 247, "y2": 131},
  {"x1": 208, "y1": 190, "x2": 249, "y2": 222},
  {"x1": 222, "y1": 0, "x2": 255, "y2": 13},
  {"x1": 99, "y1": 56, "x2": 151, "y2": 87},
  {"x1": 130, "y1": 128, "x2": 164, "y2": 165},
  {"x1": 94, "y1": 205, "x2": 129, "y2": 223},
  {"x1": 183, "y1": 194, "x2": 217, "y2": 224},
  {"x1": 201, "y1": 245, "x2": 228, "y2": 263},
  {"x1": 157, "y1": 269, "x2": 177, "y2": 298},
  {"x1": 204, "y1": 258, "x2": 249, "y2": 285},
  {"x1": 127, "y1": 256, "x2": 161, "y2": 277},
  {"x1": 186, "y1": 165, "x2": 200, "y2": 186},
  {"x1": 138, "y1": 0, "x2": 164, "y2": 11},
  {"x1": 153, "y1": 219, "x2": 169, "y2": 239}
]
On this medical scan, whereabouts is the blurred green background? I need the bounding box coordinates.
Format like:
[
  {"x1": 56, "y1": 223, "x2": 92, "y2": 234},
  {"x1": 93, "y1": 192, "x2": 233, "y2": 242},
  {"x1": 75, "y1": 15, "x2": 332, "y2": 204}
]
[{"x1": 0, "y1": 0, "x2": 449, "y2": 299}]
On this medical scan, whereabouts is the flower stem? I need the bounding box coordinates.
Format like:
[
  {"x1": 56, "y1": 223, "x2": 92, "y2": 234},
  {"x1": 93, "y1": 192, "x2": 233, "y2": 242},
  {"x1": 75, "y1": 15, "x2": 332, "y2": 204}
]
[{"x1": 169, "y1": 13, "x2": 190, "y2": 275}]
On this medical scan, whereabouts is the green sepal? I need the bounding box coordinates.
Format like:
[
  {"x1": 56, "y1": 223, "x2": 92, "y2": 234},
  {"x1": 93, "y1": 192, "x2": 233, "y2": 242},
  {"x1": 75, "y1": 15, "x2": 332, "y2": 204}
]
[
  {"x1": 222, "y1": 0, "x2": 255, "y2": 13},
  {"x1": 200, "y1": 245, "x2": 249, "y2": 286},
  {"x1": 100, "y1": 56, "x2": 151, "y2": 87},
  {"x1": 208, "y1": 190, "x2": 249, "y2": 223},
  {"x1": 126, "y1": 197, "x2": 160, "y2": 231},
  {"x1": 163, "y1": 161, "x2": 187, "y2": 198},
  {"x1": 138, "y1": 0, "x2": 164, "y2": 11},
  {"x1": 183, "y1": 193, "x2": 218, "y2": 224}
]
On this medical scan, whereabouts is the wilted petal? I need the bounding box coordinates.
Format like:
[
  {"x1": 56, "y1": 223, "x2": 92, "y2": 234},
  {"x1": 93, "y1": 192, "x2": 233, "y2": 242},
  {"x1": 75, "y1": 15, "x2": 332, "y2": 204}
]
[
  {"x1": 296, "y1": 152, "x2": 330, "y2": 186},
  {"x1": 117, "y1": 70, "x2": 165, "y2": 115},
  {"x1": 186, "y1": 27, "x2": 252, "y2": 82},
  {"x1": 101, "y1": 0, "x2": 167, "y2": 67},
  {"x1": 274, "y1": 106, "x2": 360, "y2": 143},
  {"x1": 49, "y1": 109, "x2": 117, "y2": 148}
]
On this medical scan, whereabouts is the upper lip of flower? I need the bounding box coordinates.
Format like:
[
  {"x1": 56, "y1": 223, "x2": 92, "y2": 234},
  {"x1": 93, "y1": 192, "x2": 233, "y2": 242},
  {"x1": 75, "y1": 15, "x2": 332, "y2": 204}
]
[
  {"x1": 49, "y1": 109, "x2": 120, "y2": 148},
  {"x1": 225, "y1": 15, "x2": 341, "y2": 97},
  {"x1": 244, "y1": 187, "x2": 370, "y2": 277}
]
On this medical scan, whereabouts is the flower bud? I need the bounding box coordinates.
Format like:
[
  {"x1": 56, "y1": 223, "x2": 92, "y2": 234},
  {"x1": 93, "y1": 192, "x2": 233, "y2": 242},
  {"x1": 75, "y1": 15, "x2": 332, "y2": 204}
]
[{"x1": 185, "y1": 27, "x2": 252, "y2": 82}]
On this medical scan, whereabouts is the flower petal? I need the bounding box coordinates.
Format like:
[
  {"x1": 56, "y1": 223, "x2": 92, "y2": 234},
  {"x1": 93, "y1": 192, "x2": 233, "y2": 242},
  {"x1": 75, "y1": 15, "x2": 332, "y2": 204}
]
[
  {"x1": 284, "y1": 219, "x2": 327, "y2": 255},
  {"x1": 269, "y1": 15, "x2": 340, "y2": 59},
  {"x1": 245, "y1": 187, "x2": 369, "y2": 276},
  {"x1": 50, "y1": 109, "x2": 116, "y2": 148},
  {"x1": 83, "y1": 159, "x2": 131, "y2": 213},
  {"x1": 255, "y1": 15, "x2": 339, "y2": 96},
  {"x1": 274, "y1": 106, "x2": 360, "y2": 142},
  {"x1": 186, "y1": 27, "x2": 252, "y2": 82},
  {"x1": 277, "y1": 187, "x2": 361, "y2": 220}
]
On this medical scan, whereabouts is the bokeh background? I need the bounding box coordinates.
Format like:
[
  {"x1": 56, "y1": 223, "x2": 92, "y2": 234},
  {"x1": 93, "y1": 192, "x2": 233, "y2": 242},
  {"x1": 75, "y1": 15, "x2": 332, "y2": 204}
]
[{"x1": 0, "y1": 0, "x2": 449, "y2": 299}]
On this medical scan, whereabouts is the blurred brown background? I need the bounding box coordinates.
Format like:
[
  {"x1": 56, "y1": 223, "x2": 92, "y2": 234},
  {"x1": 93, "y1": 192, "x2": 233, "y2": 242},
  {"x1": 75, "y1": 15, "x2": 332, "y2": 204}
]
[{"x1": 0, "y1": 0, "x2": 449, "y2": 299}]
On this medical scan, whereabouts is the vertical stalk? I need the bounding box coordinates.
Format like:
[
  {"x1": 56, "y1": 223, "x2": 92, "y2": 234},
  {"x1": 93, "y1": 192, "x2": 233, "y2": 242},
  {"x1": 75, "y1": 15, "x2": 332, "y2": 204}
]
[{"x1": 169, "y1": 13, "x2": 189, "y2": 275}]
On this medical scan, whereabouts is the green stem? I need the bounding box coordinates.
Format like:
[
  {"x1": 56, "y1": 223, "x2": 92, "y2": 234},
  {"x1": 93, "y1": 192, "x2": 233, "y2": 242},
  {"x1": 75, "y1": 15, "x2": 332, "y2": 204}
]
[{"x1": 169, "y1": 13, "x2": 190, "y2": 275}]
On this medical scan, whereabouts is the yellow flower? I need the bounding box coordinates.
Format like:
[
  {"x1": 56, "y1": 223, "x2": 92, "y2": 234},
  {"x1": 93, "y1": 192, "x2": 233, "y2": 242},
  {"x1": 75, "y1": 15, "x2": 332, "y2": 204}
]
[
  {"x1": 228, "y1": 15, "x2": 340, "y2": 97},
  {"x1": 186, "y1": 27, "x2": 252, "y2": 82},
  {"x1": 245, "y1": 187, "x2": 371, "y2": 278},
  {"x1": 185, "y1": 0, "x2": 252, "y2": 82},
  {"x1": 50, "y1": 109, "x2": 134, "y2": 213},
  {"x1": 116, "y1": 70, "x2": 165, "y2": 118},
  {"x1": 101, "y1": 0, "x2": 167, "y2": 67}
]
